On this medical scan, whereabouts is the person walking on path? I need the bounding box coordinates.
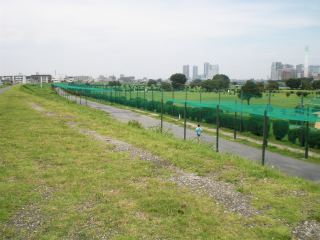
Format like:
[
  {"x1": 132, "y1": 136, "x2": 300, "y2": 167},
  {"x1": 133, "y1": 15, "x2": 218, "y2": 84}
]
[{"x1": 196, "y1": 124, "x2": 202, "y2": 142}]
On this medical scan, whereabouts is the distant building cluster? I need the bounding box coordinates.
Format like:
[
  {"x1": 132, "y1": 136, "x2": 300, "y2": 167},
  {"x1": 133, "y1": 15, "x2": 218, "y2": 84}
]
[
  {"x1": 270, "y1": 62, "x2": 320, "y2": 80},
  {"x1": 183, "y1": 62, "x2": 219, "y2": 80},
  {"x1": 0, "y1": 72, "x2": 160, "y2": 85}
]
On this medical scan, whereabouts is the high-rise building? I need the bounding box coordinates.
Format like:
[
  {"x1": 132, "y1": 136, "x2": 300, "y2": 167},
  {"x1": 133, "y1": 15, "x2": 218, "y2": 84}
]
[
  {"x1": 206, "y1": 64, "x2": 219, "y2": 79},
  {"x1": 304, "y1": 46, "x2": 309, "y2": 78},
  {"x1": 204, "y1": 62, "x2": 209, "y2": 78},
  {"x1": 270, "y1": 62, "x2": 284, "y2": 80},
  {"x1": 296, "y1": 64, "x2": 304, "y2": 74},
  {"x1": 309, "y1": 65, "x2": 320, "y2": 73},
  {"x1": 192, "y1": 66, "x2": 198, "y2": 80},
  {"x1": 183, "y1": 65, "x2": 189, "y2": 79}
]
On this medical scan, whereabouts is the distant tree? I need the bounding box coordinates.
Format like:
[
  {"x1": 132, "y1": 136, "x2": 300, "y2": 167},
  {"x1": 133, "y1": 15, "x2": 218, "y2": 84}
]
[
  {"x1": 238, "y1": 80, "x2": 262, "y2": 105},
  {"x1": 212, "y1": 74, "x2": 230, "y2": 90},
  {"x1": 160, "y1": 82, "x2": 172, "y2": 91},
  {"x1": 312, "y1": 80, "x2": 320, "y2": 90},
  {"x1": 265, "y1": 82, "x2": 279, "y2": 90},
  {"x1": 109, "y1": 81, "x2": 121, "y2": 86},
  {"x1": 301, "y1": 80, "x2": 311, "y2": 90},
  {"x1": 267, "y1": 80, "x2": 279, "y2": 84},
  {"x1": 231, "y1": 82, "x2": 238, "y2": 86},
  {"x1": 200, "y1": 79, "x2": 216, "y2": 91},
  {"x1": 256, "y1": 82, "x2": 265, "y2": 91},
  {"x1": 85, "y1": 82, "x2": 90, "y2": 85},
  {"x1": 156, "y1": 79, "x2": 162, "y2": 83},
  {"x1": 148, "y1": 79, "x2": 157, "y2": 87},
  {"x1": 285, "y1": 78, "x2": 301, "y2": 89},
  {"x1": 189, "y1": 79, "x2": 202, "y2": 88},
  {"x1": 300, "y1": 77, "x2": 313, "y2": 83},
  {"x1": 170, "y1": 73, "x2": 187, "y2": 89}
]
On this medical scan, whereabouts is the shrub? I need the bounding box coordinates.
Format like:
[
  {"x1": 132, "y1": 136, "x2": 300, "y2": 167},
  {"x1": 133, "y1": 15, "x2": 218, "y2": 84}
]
[
  {"x1": 272, "y1": 119, "x2": 289, "y2": 140},
  {"x1": 309, "y1": 129, "x2": 320, "y2": 149},
  {"x1": 290, "y1": 91, "x2": 294, "y2": 94},
  {"x1": 296, "y1": 91, "x2": 302, "y2": 97},
  {"x1": 303, "y1": 92, "x2": 308, "y2": 97},
  {"x1": 243, "y1": 115, "x2": 268, "y2": 136},
  {"x1": 147, "y1": 100, "x2": 155, "y2": 111},
  {"x1": 288, "y1": 128, "x2": 299, "y2": 144},
  {"x1": 220, "y1": 113, "x2": 241, "y2": 130},
  {"x1": 286, "y1": 92, "x2": 290, "y2": 97},
  {"x1": 189, "y1": 107, "x2": 200, "y2": 121}
]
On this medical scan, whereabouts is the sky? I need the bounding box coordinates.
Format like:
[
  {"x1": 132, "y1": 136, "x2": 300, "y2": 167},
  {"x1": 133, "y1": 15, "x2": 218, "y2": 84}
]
[{"x1": 0, "y1": 0, "x2": 319, "y2": 80}]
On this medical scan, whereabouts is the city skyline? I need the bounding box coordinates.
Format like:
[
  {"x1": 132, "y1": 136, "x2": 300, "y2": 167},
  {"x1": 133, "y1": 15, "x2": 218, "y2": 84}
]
[{"x1": 0, "y1": 0, "x2": 319, "y2": 79}]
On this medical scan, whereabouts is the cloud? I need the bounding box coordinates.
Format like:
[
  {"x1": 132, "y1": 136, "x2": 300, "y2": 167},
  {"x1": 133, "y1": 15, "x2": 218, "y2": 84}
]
[{"x1": 0, "y1": 0, "x2": 319, "y2": 78}]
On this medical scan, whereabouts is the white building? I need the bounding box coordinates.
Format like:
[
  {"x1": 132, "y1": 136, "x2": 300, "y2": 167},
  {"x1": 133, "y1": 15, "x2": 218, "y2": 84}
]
[
  {"x1": 52, "y1": 74, "x2": 67, "y2": 83},
  {"x1": 206, "y1": 64, "x2": 219, "y2": 79},
  {"x1": 0, "y1": 75, "x2": 26, "y2": 84}
]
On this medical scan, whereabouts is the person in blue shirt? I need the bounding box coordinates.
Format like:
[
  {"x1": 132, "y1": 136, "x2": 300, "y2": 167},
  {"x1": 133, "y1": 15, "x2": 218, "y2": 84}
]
[{"x1": 196, "y1": 124, "x2": 202, "y2": 142}]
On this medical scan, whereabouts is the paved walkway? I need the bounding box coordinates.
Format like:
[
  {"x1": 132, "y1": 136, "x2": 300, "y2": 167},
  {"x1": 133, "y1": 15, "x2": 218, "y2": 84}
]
[
  {"x1": 59, "y1": 92, "x2": 319, "y2": 183},
  {"x1": 0, "y1": 85, "x2": 15, "y2": 94}
]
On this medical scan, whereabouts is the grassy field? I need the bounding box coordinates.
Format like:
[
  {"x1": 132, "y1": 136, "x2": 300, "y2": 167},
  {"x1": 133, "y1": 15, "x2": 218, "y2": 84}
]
[
  {"x1": 83, "y1": 87, "x2": 317, "y2": 109},
  {"x1": 1, "y1": 84, "x2": 320, "y2": 239}
]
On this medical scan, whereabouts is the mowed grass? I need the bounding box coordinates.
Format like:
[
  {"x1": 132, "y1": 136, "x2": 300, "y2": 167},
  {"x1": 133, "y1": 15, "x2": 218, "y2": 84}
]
[
  {"x1": 99, "y1": 88, "x2": 317, "y2": 108},
  {"x1": 0, "y1": 84, "x2": 319, "y2": 239}
]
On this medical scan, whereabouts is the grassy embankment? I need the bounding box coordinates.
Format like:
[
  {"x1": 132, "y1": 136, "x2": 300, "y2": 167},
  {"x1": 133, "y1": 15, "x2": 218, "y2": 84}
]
[{"x1": 0, "y1": 84, "x2": 320, "y2": 239}]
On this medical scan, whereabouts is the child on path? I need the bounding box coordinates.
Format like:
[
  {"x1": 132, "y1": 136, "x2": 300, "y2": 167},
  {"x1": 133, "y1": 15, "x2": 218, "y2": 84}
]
[{"x1": 196, "y1": 124, "x2": 202, "y2": 142}]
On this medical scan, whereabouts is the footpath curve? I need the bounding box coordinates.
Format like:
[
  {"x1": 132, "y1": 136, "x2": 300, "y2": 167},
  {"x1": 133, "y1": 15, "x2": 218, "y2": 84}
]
[{"x1": 59, "y1": 92, "x2": 320, "y2": 183}]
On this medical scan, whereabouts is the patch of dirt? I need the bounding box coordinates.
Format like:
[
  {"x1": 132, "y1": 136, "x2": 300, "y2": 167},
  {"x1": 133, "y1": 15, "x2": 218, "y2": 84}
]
[
  {"x1": 292, "y1": 220, "x2": 320, "y2": 240},
  {"x1": 29, "y1": 102, "x2": 45, "y2": 111},
  {"x1": 3, "y1": 185, "x2": 56, "y2": 238}
]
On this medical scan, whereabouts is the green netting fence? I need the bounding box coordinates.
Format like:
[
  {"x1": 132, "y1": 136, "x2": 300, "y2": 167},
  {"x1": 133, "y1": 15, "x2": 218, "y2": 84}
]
[{"x1": 52, "y1": 83, "x2": 320, "y2": 152}]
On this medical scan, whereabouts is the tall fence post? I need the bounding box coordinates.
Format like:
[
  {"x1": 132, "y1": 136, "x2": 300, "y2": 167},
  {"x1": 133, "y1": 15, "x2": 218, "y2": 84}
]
[
  {"x1": 152, "y1": 87, "x2": 154, "y2": 111},
  {"x1": 199, "y1": 88, "x2": 202, "y2": 122},
  {"x1": 172, "y1": 87, "x2": 174, "y2": 116},
  {"x1": 161, "y1": 98, "x2": 163, "y2": 132},
  {"x1": 143, "y1": 87, "x2": 146, "y2": 110},
  {"x1": 300, "y1": 94, "x2": 304, "y2": 147},
  {"x1": 234, "y1": 112, "x2": 237, "y2": 140},
  {"x1": 136, "y1": 88, "x2": 138, "y2": 108},
  {"x1": 262, "y1": 110, "x2": 267, "y2": 166},
  {"x1": 216, "y1": 105, "x2": 219, "y2": 152},
  {"x1": 240, "y1": 90, "x2": 243, "y2": 133},
  {"x1": 184, "y1": 102, "x2": 187, "y2": 141},
  {"x1": 185, "y1": 86, "x2": 187, "y2": 101},
  {"x1": 305, "y1": 121, "x2": 309, "y2": 159},
  {"x1": 130, "y1": 88, "x2": 131, "y2": 107}
]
